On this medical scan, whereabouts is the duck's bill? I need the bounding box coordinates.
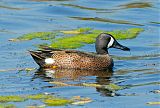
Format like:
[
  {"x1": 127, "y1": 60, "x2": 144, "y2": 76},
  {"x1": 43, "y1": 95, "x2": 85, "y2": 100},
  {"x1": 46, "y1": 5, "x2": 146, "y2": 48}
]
[{"x1": 112, "y1": 41, "x2": 130, "y2": 51}]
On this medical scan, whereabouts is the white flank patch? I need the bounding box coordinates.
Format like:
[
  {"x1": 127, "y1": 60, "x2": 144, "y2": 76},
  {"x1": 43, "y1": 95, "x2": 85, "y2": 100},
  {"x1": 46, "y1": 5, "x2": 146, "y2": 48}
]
[
  {"x1": 107, "y1": 36, "x2": 114, "y2": 48},
  {"x1": 45, "y1": 58, "x2": 55, "y2": 64}
]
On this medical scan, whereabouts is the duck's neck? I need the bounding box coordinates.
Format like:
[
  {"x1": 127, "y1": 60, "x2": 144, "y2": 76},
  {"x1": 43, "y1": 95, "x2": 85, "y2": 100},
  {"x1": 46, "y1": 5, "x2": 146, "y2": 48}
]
[{"x1": 96, "y1": 46, "x2": 108, "y2": 55}]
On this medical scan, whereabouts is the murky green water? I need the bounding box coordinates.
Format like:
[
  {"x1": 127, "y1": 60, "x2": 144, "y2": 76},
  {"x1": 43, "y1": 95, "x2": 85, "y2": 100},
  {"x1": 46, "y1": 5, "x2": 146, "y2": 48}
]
[{"x1": 0, "y1": 0, "x2": 159, "y2": 108}]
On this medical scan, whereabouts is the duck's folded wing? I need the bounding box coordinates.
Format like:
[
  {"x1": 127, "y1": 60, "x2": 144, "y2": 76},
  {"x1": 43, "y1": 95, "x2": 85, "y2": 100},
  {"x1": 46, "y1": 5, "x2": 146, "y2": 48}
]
[{"x1": 64, "y1": 50, "x2": 97, "y2": 58}]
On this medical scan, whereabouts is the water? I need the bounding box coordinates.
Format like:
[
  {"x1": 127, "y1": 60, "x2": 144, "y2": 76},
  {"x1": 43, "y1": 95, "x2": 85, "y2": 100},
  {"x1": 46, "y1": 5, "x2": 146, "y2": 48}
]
[{"x1": 0, "y1": 0, "x2": 159, "y2": 108}]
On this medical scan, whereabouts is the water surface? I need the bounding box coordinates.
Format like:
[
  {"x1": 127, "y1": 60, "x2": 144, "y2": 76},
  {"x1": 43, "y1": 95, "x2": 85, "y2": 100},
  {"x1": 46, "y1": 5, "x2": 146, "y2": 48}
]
[{"x1": 0, "y1": 0, "x2": 159, "y2": 108}]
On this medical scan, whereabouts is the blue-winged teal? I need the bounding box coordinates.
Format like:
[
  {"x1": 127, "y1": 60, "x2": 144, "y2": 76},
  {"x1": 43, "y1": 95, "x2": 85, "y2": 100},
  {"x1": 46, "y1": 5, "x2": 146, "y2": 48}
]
[{"x1": 29, "y1": 33, "x2": 130, "y2": 70}]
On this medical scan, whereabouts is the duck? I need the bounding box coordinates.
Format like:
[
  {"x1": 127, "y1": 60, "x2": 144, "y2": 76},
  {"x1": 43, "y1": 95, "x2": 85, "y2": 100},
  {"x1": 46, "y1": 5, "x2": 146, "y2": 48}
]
[{"x1": 29, "y1": 33, "x2": 130, "y2": 70}]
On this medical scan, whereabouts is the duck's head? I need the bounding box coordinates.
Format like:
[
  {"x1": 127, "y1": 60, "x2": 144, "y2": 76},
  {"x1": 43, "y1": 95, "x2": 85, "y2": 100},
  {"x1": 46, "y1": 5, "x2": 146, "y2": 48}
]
[{"x1": 95, "y1": 33, "x2": 130, "y2": 54}]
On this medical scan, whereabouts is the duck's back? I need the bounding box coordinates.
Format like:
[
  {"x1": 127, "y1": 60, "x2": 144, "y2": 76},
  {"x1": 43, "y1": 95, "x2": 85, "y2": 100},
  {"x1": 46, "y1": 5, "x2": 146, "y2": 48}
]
[{"x1": 49, "y1": 50, "x2": 113, "y2": 70}]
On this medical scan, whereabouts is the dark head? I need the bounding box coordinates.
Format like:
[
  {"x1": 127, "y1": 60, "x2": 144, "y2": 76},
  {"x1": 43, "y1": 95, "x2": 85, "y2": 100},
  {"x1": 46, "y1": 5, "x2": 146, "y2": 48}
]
[{"x1": 95, "y1": 33, "x2": 130, "y2": 54}]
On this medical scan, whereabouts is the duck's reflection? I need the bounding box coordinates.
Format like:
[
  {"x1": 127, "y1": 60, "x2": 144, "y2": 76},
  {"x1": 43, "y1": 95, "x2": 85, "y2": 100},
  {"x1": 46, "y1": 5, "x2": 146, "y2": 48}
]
[{"x1": 33, "y1": 68, "x2": 117, "y2": 96}]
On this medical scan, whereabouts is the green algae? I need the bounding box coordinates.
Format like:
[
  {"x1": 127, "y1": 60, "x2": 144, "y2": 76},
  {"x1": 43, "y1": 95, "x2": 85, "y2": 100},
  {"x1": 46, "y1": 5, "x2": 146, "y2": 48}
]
[
  {"x1": 50, "y1": 33, "x2": 98, "y2": 49},
  {"x1": 27, "y1": 94, "x2": 72, "y2": 106},
  {"x1": 106, "y1": 28, "x2": 144, "y2": 40},
  {"x1": 147, "y1": 102, "x2": 160, "y2": 105},
  {"x1": 17, "y1": 32, "x2": 56, "y2": 41},
  {"x1": 0, "y1": 94, "x2": 81, "y2": 107},
  {"x1": 50, "y1": 28, "x2": 144, "y2": 49},
  {"x1": 43, "y1": 98, "x2": 72, "y2": 106},
  {"x1": 104, "y1": 83, "x2": 124, "y2": 91},
  {"x1": 12, "y1": 27, "x2": 144, "y2": 49},
  {"x1": 0, "y1": 94, "x2": 53, "y2": 103},
  {"x1": 0, "y1": 104, "x2": 16, "y2": 108},
  {"x1": 0, "y1": 96, "x2": 26, "y2": 103},
  {"x1": 27, "y1": 94, "x2": 53, "y2": 100},
  {"x1": 60, "y1": 27, "x2": 91, "y2": 34}
]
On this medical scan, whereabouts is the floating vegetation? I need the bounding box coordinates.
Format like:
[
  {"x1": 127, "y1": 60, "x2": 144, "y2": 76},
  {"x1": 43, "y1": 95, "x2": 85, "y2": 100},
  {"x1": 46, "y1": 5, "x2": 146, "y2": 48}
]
[
  {"x1": 26, "y1": 94, "x2": 53, "y2": 100},
  {"x1": 10, "y1": 32, "x2": 56, "y2": 41},
  {"x1": 60, "y1": 27, "x2": 91, "y2": 34},
  {"x1": 147, "y1": 102, "x2": 160, "y2": 105},
  {"x1": 0, "y1": 5, "x2": 26, "y2": 10},
  {"x1": 150, "y1": 43, "x2": 160, "y2": 47},
  {"x1": 50, "y1": 33, "x2": 96, "y2": 49},
  {"x1": 50, "y1": 81, "x2": 71, "y2": 86},
  {"x1": 0, "y1": 94, "x2": 92, "y2": 107},
  {"x1": 0, "y1": 96, "x2": 26, "y2": 103},
  {"x1": 150, "y1": 22, "x2": 160, "y2": 24},
  {"x1": 10, "y1": 27, "x2": 144, "y2": 49},
  {"x1": 82, "y1": 83, "x2": 124, "y2": 91},
  {"x1": 71, "y1": 96, "x2": 92, "y2": 105},
  {"x1": 61, "y1": 4, "x2": 107, "y2": 11},
  {"x1": 0, "y1": 104, "x2": 16, "y2": 108},
  {"x1": 103, "y1": 28, "x2": 144, "y2": 40},
  {"x1": 0, "y1": 68, "x2": 36, "y2": 72},
  {"x1": 119, "y1": 2, "x2": 152, "y2": 9},
  {"x1": 126, "y1": 82, "x2": 160, "y2": 88},
  {"x1": 70, "y1": 17, "x2": 143, "y2": 26},
  {"x1": 50, "y1": 81, "x2": 124, "y2": 91},
  {"x1": 43, "y1": 98, "x2": 72, "y2": 106},
  {"x1": 50, "y1": 28, "x2": 144, "y2": 49}
]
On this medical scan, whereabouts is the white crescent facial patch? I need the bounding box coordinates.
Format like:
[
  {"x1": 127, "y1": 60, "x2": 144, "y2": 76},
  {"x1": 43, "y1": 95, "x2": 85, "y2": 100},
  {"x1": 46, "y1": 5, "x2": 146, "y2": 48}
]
[
  {"x1": 45, "y1": 58, "x2": 55, "y2": 64},
  {"x1": 107, "y1": 36, "x2": 114, "y2": 48}
]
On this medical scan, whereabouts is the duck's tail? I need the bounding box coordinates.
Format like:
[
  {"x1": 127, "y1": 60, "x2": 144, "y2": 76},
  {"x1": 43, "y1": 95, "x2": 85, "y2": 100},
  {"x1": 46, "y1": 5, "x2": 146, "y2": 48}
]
[
  {"x1": 29, "y1": 46, "x2": 61, "y2": 67},
  {"x1": 29, "y1": 50, "x2": 46, "y2": 67}
]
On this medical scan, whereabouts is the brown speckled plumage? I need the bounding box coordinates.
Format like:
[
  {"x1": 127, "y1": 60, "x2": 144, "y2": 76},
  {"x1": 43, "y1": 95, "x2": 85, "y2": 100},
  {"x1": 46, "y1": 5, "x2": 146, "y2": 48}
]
[
  {"x1": 29, "y1": 33, "x2": 130, "y2": 70},
  {"x1": 30, "y1": 50, "x2": 113, "y2": 70}
]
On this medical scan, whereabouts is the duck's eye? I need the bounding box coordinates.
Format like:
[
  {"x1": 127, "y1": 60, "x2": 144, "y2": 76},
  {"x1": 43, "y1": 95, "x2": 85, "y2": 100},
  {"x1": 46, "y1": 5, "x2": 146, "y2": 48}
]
[{"x1": 107, "y1": 37, "x2": 114, "y2": 48}]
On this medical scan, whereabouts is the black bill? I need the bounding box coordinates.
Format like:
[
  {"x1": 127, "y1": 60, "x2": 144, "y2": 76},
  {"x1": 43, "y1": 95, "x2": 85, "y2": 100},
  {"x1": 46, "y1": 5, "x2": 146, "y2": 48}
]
[{"x1": 112, "y1": 41, "x2": 130, "y2": 51}]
